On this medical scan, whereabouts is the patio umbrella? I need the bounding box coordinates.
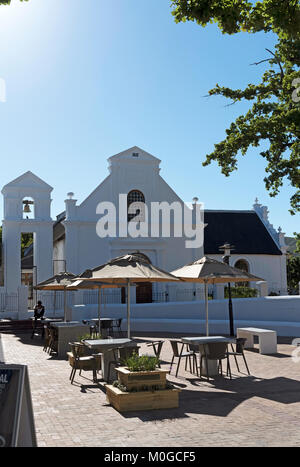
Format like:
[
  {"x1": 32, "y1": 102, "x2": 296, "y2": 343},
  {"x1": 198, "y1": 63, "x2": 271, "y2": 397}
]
[
  {"x1": 76, "y1": 251, "x2": 180, "y2": 338},
  {"x1": 34, "y1": 272, "x2": 78, "y2": 322},
  {"x1": 171, "y1": 256, "x2": 264, "y2": 336},
  {"x1": 67, "y1": 279, "x2": 126, "y2": 335}
]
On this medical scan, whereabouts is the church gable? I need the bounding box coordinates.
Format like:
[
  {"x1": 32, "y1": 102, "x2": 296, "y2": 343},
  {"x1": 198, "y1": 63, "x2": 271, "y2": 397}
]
[
  {"x1": 108, "y1": 146, "x2": 161, "y2": 170},
  {"x1": 2, "y1": 171, "x2": 53, "y2": 193},
  {"x1": 73, "y1": 146, "x2": 190, "y2": 220}
]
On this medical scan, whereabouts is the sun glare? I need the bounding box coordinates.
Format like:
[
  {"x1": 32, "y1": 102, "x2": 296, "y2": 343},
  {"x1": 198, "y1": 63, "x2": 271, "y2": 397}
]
[{"x1": 0, "y1": 0, "x2": 34, "y2": 32}]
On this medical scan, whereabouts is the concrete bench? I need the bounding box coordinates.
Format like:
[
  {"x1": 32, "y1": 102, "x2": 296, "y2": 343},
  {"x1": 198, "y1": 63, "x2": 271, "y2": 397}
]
[{"x1": 237, "y1": 327, "x2": 277, "y2": 354}]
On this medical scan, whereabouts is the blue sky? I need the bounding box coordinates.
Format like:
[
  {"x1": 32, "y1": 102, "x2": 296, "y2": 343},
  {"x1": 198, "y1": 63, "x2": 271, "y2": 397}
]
[{"x1": 0, "y1": 0, "x2": 298, "y2": 236}]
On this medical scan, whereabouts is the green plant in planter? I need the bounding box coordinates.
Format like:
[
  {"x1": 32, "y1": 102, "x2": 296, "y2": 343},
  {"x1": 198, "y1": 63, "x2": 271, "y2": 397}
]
[
  {"x1": 123, "y1": 353, "x2": 159, "y2": 372},
  {"x1": 112, "y1": 380, "x2": 176, "y2": 393},
  {"x1": 78, "y1": 333, "x2": 101, "y2": 341}
]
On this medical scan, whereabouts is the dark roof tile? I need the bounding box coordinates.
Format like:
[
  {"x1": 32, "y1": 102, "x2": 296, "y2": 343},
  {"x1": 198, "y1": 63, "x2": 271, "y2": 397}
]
[{"x1": 204, "y1": 210, "x2": 282, "y2": 255}]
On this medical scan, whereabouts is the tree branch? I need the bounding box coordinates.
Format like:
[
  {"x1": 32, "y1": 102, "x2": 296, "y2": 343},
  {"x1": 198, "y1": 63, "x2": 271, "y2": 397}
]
[{"x1": 265, "y1": 48, "x2": 284, "y2": 83}]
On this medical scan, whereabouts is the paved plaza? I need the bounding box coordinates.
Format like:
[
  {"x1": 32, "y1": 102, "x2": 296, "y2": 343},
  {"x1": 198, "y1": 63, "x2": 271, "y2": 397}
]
[{"x1": 1, "y1": 331, "x2": 300, "y2": 447}]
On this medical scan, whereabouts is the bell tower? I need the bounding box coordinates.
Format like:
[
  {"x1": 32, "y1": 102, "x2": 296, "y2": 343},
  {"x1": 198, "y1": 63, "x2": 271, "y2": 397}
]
[{"x1": 1, "y1": 171, "x2": 54, "y2": 293}]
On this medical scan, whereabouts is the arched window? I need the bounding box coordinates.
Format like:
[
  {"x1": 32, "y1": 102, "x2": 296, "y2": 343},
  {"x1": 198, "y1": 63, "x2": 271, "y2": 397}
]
[
  {"x1": 234, "y1": 259, "x2": 249, "y2": 273},
  {"x1": 234, "y1": 259, "x2": 250, "y2": 287},
  {"x1": 127, "y1": 190, "x2": 145, "y2": 222}
]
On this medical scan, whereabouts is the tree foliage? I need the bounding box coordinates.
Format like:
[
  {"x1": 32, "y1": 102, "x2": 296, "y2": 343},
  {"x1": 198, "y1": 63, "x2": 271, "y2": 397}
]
[
  {"x1": 0, "y1": 0, "x2": 28, "y2": 4},
  {"x1": 0, "y1": 227, "x2": 33, "y2": 263},
  {"x1": 21, "y1": 232, "x2": 33, "y2": 257},
  {"x1": 294, "y1": 231, "x2": 300, "y2": 253},
  {"x1": 287, "y1": 255, "x2": 300, "y2": 292},
  {"x1": 171, "y1": 1, "x2": 300, "y2": 214}
]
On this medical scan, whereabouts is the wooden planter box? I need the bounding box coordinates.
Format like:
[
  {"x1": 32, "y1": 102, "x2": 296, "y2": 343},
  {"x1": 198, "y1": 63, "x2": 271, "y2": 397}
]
[
  {"x1": 106, "y1": 385, "x2": 181, "y2": 412},
  {"x1": 116, "y1": 366, "x2": 168, "y2": 391}
]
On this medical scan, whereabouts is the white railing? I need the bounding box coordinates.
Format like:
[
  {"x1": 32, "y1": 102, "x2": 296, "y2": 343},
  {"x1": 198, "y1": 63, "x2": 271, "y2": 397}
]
[
  {"x1": 28, "y1": 291, "x2": 75, "y2": 311},
  {"x1": 83, "y1": 290, "x2": 122, "y2": 305},
  {"x1": 0, "y1": 292, "x2": 18, "y2": 312}
]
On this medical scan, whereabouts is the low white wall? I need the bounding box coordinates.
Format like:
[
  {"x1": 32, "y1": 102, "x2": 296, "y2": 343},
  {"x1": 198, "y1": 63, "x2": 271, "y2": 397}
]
[{"x1": 71, "y1": 296, "x2": 300, "y2": 337}]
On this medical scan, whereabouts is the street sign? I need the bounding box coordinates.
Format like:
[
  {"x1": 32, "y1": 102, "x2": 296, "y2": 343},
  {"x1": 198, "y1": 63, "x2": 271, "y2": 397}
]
[{"x1": 0, "y1": 364, "x2": 37, "y2": 447}]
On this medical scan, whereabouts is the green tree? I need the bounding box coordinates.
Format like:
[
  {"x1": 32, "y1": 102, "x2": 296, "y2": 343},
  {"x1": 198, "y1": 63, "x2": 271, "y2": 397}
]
[
  {"x1": 0, "y1": 227, "x2": 33, "y2": 261},
  {"x1": 0, "y1": 0, "x2": 28, "y2": 4},
  {"x1": 287, "y1": 255, "x2": 300, "y2": 292},
  {"x1": 171, "y1": 0, "x2": 300, "y2": 214},
  {"x1": 294, "y1": 232, "x2": 300, "y2": 253},
  {"x1": 21, "y1": 232, "x2": 33, "y2": 257}
]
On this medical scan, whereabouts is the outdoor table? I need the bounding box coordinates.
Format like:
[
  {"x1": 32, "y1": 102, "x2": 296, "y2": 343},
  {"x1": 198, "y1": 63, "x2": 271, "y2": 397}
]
[
  {"x1": 181, "y1": 336, "x2": 236, "y2": 377},
  {"x1": 30, "y1": 318, "x2": 63, "y2": 339},
  {"x1": 50, "y1": 321, "x2": 80, "y2": 326},
  {"x1": 83, "y1": 338, "x2": 137, "y2": 382},
  {"x1": 50, "y1": 322, "x2": 88, "y2": 358}
]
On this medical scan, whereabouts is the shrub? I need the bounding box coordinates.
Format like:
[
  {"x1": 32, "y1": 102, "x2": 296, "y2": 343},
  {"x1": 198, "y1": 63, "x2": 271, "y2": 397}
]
[
  {"x1": 112, "y1": 380, "x2": 175, "y2": 393},
  {"x1": 123, "y1": 353, "x2": 159, "y2": 372},
  {"x1": 224, "y1": 286, "x2": 258, "y2": 299}
]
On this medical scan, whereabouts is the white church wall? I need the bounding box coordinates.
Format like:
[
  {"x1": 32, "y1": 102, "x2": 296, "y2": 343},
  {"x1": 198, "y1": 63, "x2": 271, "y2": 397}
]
[
  {"x1": 208, "y1": 254, "x2": 287, "y2": 295},
  {"x1": 1, "y1": 148, "x2": 290, "y2": 318},
  {"x1": 1, "y1": 172, "x2": 54, "y2": 293},
  {"x1": 62, "y1": 147, "x2": 204, "y2": 277}
]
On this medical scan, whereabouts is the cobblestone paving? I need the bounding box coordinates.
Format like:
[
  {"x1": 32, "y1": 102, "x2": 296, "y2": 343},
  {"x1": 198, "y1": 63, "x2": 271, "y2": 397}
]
[{"x1": 2, "y1": 332, "x2": 300, "y2": 447}]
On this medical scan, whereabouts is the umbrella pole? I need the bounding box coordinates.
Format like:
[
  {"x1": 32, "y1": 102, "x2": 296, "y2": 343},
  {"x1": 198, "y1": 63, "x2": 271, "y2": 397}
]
[
  {"x1": 227, "y1": 282, "x2": 234, "y2": 336},
  {"x1": 127, "y1": 280, "x2": 131, "y2": 339},
  {"x1": 204, "y1": 281, "x2": 209, "y2": 336},
  {"x1": 53, "y1": 290, "x2": 56, "y2": 317},
  {"x1": 64, "y1": 288, "x2": 67, "y2": 322},
  {"x1": 98, "y1": 287, "x2": 101, "y2": 338}
]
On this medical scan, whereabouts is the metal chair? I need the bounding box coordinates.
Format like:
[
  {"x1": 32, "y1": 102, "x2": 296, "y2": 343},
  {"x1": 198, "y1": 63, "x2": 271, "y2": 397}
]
[
  {"x1": 146, "y1": 340, "x2": 164, "y2": 368},
  {"x1": 107, "y1": 345, "x2": 140, "y2": 383},
  {"x1": 111, "y1": 318, "x2": 123, "y2": 337},
  {"x1": 68, "y1": 342, "x2": 102, "y2": 384},
  {"x1": 169, "y1": 340, "x2": 198, "y2": 377},
  {"x1": 43, "y1": 326, "x2": 51, "y2": 352},
  {"x1": 227, "y1": 338, "x2": 250, "y2": 375},
  {"x1": 89, "y1": 324, "x2": 98, "y2": 339},
  {"x1": 199, "y1": 342, "x2": 231, "y2": 381},
  {"x1": 100, "y1": 319, "x2": 114, "y2": 337},
  {"x1": 47, "y1": 327, "x2": 58, "y2": 355}
]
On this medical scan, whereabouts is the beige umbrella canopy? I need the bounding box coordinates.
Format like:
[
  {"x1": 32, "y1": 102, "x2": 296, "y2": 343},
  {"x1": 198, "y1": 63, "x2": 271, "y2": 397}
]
[
  {"x1": 35, "y1": 272, "x2": 78, "y2": 322},
  {"x1": 171, "y1": 256, "x2": 264, "y2": 336},
  {"x1": 67, "y1": 279, "x2": 126, "y2": 334},
  {"x1": 77, "y1": 252, "x2": 180, "y2": 338}
]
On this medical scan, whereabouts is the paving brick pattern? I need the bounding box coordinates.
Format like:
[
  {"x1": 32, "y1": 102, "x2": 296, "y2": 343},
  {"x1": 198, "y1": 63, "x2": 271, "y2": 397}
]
[{"x1": 2, "y1": 332, "x2": 300, "y2": 447}]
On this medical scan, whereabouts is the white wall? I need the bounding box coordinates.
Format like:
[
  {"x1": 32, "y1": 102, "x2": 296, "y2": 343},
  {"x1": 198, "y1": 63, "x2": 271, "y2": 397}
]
[
  {"x1": 1, "y1": 172, "x2": 53, "y2": 292},
  {"x1": 71, "y1": 296, "x2": 300, "y2": 337},
  {"x1": 63, "y1": 147, "x2": 204, "y2": 280},
  {"x1": 209, "y1": 254, "x2": 287, "y2": 295}
]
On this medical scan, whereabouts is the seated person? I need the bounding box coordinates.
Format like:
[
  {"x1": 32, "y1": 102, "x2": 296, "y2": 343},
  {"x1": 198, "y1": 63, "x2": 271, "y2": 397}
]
[{"x1": 33, "y1": 301, "x2": 45, "y2": 320}]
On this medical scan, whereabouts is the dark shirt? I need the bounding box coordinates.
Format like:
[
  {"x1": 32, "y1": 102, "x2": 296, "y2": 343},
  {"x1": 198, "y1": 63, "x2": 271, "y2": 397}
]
[{"x1": 34, "y1": 305, "x2": 45, "y2": 319}]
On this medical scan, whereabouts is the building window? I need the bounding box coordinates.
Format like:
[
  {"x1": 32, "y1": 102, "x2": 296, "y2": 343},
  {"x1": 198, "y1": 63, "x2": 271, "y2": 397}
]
[
  {"x1": 127, "y1": 190, "x2": 145, "y2": 222},
  {"x1": 235, "y1": 259, "x2": 249, "y2": 273},
  {"x1": 235, "y1": 259, "x2": 250, "y2": 287}
]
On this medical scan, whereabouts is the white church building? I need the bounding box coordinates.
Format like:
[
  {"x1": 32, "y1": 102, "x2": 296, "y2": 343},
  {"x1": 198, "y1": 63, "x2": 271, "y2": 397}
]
[{"x1": 0, "y1": 146, "x2": 288, "y2": 314}]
